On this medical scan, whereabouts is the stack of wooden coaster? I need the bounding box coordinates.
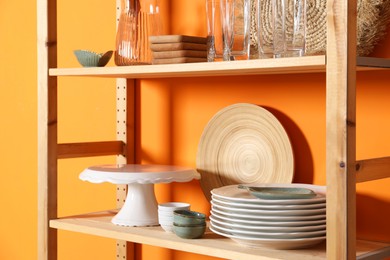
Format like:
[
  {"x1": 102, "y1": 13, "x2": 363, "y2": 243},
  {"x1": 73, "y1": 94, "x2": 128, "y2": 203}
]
[{"x1": 149, "y1": 35, "x2": 208, "y2": 64}]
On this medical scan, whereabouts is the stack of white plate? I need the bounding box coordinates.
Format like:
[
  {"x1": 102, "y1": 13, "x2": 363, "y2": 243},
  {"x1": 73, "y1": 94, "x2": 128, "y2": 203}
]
[{"x1": 210, "y1": 183, "x2": 326, "y2": 250}]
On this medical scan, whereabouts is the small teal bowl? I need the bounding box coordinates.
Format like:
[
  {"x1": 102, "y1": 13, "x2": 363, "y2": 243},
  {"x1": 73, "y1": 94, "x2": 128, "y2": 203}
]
[
  {"x1": 173, "y1": 210, "x2": 206, "y2": 226},
  {"x1": 73, "y1": 50, "x2": 113, "y2": 67},
  {"x1": 173, "y1": 223, "x2": 206, "y2": 239}
]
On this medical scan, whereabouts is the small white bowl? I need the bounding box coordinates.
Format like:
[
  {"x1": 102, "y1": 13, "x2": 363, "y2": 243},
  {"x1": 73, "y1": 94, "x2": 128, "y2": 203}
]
[
  {"x1": 158, "y1": 214, "x2": 174, "y2": 221},
  {"x1": 158, "y1": 212, "x2": 173, "y2": 219},
  {"x1": 158, "y1": 202, "x2": 190, "y2": 232},
  {"x1": 159, "y1": 218, "x2": 176, "y2": 233},
  {"x1": 160, "y1": 224, "x2": 175, "y2": 233},
  {"x1": 158, "y1": 202, "x2": 190, "y2": 212},
  {"x1": 159, "y1": 220, "x2": 173, "y2": 225}
]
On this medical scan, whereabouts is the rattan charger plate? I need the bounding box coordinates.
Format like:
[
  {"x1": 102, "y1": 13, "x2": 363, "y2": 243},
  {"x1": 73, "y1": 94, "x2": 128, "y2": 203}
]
[{"x1": 196, "y1": 103, "x2": 294, "y2": 202}]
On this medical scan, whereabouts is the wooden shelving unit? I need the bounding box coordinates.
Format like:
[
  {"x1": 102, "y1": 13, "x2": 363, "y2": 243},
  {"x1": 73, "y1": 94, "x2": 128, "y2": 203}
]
[{"x1": 37, "y1": 0, "x2": 390, "y2": 259}]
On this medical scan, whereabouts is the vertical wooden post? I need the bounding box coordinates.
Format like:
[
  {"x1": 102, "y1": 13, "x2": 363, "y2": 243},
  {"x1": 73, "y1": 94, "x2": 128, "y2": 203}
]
[
  {"x1": 326, "y1": 0, "x2": 357, "y2": 258},
  {"x1": 115, "y1": 1, "x2": 136, "y2": 259},
  {"x1": 115, "y1": 78, "x2": 136, "y2": 260},
  {"x1": 37, "y1": 0, "x2": 58, "y2": 259}
]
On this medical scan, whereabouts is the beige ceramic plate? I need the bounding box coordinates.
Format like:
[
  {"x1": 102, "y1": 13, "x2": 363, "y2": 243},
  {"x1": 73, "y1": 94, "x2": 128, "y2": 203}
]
[{"x1": 196, "y1": 103, "x2": 294, "y2": 201}]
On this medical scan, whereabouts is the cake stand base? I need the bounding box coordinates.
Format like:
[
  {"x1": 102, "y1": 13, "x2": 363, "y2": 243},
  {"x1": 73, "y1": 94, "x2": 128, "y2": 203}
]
[{"x1": 112, "y1": 183, "x2": 159, "y2": 226}]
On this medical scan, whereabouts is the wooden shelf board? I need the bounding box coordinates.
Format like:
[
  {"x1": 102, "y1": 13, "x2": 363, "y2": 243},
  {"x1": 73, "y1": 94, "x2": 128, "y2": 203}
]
[
  {"x1": 50, "y1": 56, "x2": 326, "y2": 78},
  {"x1": 50, "y1": 211, "x2": 390, "y2": 260},
  {"x1": 49, "y1": 56, "x2": 390, "y2": 78},
  {"x1": 357, "y1": 57, "x2": 390, "y2": 68}
]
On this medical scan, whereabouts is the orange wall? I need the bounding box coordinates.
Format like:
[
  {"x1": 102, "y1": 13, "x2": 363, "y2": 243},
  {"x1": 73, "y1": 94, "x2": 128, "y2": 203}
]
[
  {"x1": 0, "y1": 0, "x2": 389, "y2": 259},
  {"x1": 0, "y1": 1, "x2": 38, "y2": 259}
]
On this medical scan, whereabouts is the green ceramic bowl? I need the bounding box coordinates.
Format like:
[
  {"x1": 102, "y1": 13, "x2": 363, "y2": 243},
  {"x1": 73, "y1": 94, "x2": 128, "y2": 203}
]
[
  {"x1": 173, "y1": 210, "x2": 206, "y2": 226},
  {"x1": 173, "y1": 223, "x2": 206, "y2": 239},
  {"x1": 73, "y1": 50, "x2": 113, "y2": 67}
]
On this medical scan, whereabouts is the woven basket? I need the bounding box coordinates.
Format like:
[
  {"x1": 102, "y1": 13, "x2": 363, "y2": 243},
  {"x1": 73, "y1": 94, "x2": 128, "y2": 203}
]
[{"x1": 250, "y1": 0, "x2": 390, "y2": 56}]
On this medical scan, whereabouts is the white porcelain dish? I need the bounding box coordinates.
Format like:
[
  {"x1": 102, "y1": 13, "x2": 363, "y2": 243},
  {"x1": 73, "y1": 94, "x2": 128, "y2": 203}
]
[
  {"x1": 211, "y1": 207, "x2": 326, "y2": 221},
  {"x1": 210, "y1": 200, "x2": 326, "y2": 216},
  {"x1": 210, "y1": 225, "x2": 326, "y2": 249},
  {"x1": 211, "y1": 195, "x2": 326, "y2": 210},
  {"x1": 209, "y1": 215, "x2": 326, "y2": 232},
  {"x1": 211, "y1": 184, "x2": 326, "y2": 205},
  {"x1": 210, "y1": 210, "x2": 326, "y2": 227},
  {"x1": 210, "y1": 220, "x2": 326, "y2": 239}
]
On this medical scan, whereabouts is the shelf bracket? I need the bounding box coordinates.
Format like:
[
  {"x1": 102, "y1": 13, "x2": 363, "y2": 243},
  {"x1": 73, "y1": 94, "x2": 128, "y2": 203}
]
[
  {"x1": 356, "y1": 245, "x2": 390, "y2": 260},
  {"x1": 355, "y1": 157, "x2": 390, "y2": 182},
  {"x1": 57, "y1": 141, "x2": 125, "y2": 159}
]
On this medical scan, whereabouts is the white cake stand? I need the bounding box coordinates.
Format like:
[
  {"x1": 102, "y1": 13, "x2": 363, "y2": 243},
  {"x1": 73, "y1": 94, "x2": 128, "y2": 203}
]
[{"x1": 79, "y1": 164, "x2": 201, "y2": 227}]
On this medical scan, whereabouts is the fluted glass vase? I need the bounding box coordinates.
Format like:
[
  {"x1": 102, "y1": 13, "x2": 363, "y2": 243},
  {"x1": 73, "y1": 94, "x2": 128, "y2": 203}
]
[{"x1": 115, "y1": 0, "x2": 162, "y2": 65}]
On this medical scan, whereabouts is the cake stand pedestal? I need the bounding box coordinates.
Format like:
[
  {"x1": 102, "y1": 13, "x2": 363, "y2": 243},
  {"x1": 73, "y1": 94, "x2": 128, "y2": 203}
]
[{"x1": 79, "y1": 164, "x2": 200, "y2": 226}]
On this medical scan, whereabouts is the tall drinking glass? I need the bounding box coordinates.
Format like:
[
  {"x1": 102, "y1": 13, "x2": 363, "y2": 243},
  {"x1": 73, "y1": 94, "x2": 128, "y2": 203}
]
[
  {"x1": 274, "y1": 0, "x2": 306, "y2": 57},
  {"x1": 256, "y1": 0, "x2": 306, "y2": 58},
  {"x1": 220, "y1": 0, "x2": 251, "y2": 61},
  {"x1": 206, "y1": 0, "x2": 224, "y2": 61}
]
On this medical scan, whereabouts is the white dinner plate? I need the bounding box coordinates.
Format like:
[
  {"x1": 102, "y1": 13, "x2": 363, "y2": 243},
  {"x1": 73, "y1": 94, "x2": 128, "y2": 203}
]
[
  {"x1": 211, "y1": 200, "x2": 326, "y2": 216},
  {"x1": 211, "y1": 207, "x2": 326, "y2": 221},
  {"x1": 212, "y1": 195, "x2": 326, "y2": 210},
  {"x1": 210, "y1": 225, "x2": 326, "y2": 250},
  {"x1": 210, "y1": 220, "x2": 326, "y2": 239},
  {"x1": 209, "y1": 215, "x2": 326, "y2": 232},
  {"x1": 210, "y1": 210, "x2": 327, "y2": 227},
  {"x1": 211, "y1": 184, "x2": 326, "y2": 205}
]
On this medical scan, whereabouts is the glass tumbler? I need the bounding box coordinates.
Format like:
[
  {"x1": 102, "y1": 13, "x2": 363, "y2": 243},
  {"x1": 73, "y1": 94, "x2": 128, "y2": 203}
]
[
  {"x1": 220, "y1": 0, "x2": 251, "y2": 61},
  {"x1": 206, "y1": 0, "x2": 224, "y2": 61},
  {"x1": 115, "y1": 0, "x2": 162, "y2": 65},
  {"x1": 256, "y1": 0, "x2": 306, "y2": 58}
]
